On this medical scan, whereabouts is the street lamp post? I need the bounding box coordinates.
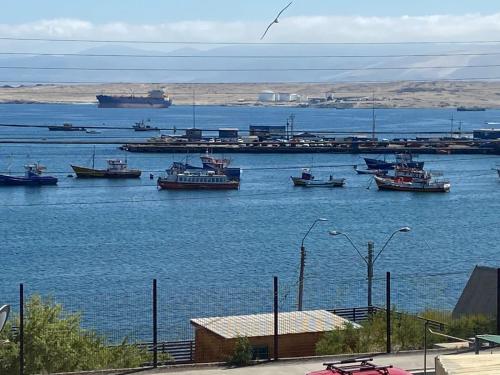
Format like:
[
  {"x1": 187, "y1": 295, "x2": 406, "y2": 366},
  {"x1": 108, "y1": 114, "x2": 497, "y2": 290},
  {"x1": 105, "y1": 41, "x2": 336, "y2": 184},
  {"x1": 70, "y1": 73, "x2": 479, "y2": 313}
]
[
  {"x1": 329, "y1": 227, "x2": 410, "y2": 307},
  {"x1": 297, "y1": 218, "x2": 328, "y2": 311}
]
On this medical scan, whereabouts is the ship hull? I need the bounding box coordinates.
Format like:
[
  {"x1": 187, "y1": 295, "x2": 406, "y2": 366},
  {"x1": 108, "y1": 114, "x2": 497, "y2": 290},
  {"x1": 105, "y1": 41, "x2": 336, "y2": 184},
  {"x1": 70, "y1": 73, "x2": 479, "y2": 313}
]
[
  {"x1": 71, "y1": 165, "x2": 141, "y2": 178},
  {"x1": 0, "y1": 174, "x2": 58, "y2": 186},
  {"x1": 96, "y1": 95, "x2": 171, "y2": 109},
  {"x1": 374, "y1": 176, "x2": 450, "y2": 192}
]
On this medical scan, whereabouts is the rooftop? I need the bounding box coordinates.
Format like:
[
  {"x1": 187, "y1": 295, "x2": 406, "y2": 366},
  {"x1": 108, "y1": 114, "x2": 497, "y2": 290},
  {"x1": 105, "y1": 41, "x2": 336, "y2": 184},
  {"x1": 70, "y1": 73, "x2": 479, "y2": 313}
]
[{"x1": 190, "y1": 309, "x2": 357, "y2": 339}]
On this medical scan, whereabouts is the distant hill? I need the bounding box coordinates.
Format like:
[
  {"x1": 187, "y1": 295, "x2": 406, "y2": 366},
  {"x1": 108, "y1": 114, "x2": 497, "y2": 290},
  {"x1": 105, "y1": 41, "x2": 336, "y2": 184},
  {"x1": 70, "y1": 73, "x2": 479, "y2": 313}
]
[{"x1": 0, "y1": 44, "x2": 499, "y2": 83}]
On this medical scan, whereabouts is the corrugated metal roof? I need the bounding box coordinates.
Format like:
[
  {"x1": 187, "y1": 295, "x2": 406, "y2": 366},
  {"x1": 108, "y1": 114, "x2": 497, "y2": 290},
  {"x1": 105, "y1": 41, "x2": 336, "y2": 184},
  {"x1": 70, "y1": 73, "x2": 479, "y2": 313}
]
[
  {"x1": 436, "y1": 353, "x2": 500, "y2": 374},
  {"x1": 190, "y1": 310, "x2": 357, "y2": 339}
]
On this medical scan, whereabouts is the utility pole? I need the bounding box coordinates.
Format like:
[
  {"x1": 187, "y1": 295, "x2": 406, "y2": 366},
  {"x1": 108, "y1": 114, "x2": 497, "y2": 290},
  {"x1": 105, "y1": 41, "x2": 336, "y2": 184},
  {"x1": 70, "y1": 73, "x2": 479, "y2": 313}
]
[
  {"x1": 298, "y1": 245, "x2": 306, "y2": 311},
  {"x1": 329, "y1": 227, "x2": 410, "y2": 309},
  {"x1": 297, "y1": 218, "x2": 328, "y2": 311},
  {"x1": 367, "y1": 241, "x2": 374, "y2": 307}
]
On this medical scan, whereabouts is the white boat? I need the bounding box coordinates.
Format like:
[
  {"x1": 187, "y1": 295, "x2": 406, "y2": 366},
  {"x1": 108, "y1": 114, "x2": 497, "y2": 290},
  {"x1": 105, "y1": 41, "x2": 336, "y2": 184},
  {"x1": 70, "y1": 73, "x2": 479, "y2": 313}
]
[{"x1": 304, "y1": 178, "x2": 345, "y2": 188}]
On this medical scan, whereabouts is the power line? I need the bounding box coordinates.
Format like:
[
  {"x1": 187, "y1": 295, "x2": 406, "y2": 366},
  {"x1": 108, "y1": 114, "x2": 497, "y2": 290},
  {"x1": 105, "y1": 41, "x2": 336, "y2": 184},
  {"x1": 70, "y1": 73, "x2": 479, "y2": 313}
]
[
  {"x1": 4, "y1": 36, "x2": 500, "y2": 45},
  {"x1": 2, "y1": 51, "x2": 500, "y2": 59},
  {"x1": 2, "y1": 77, "x2": 500, "y2": 85},
  {"x1": 4, "y1": 64, "x2": 500, "y2": 72}
]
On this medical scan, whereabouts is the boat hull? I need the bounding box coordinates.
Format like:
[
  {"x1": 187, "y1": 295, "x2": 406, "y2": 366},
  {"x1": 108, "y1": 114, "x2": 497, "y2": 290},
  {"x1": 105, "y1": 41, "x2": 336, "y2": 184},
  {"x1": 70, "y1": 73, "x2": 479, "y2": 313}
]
[
  {"x1": 97, "y1": 95, "x2": 171, "y2": 109},
  {"x1": 364, "y1": 157, "x2": 424, "y2": 170},
  {"x1": 71, "y1": 165, "x2": 141, "y2": 178},
  {"x1": 0, "y1": 174, "x2": 58, "y2": 186},
  {"x1": 304, "y1": 179, "x2": 345, "y2": 188},
  {"x1": 374, "y1": 176, "x2": 450, "y2": 192},
  {"x1": 157, "y1": 178, "x2": 239, "y2": 190}
]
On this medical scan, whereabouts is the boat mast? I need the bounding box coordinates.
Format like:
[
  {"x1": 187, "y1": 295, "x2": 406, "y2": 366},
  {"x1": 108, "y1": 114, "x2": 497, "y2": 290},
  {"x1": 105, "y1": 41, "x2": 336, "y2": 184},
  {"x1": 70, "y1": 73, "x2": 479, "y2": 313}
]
[
  {"x1": 450, "y1": 113, "x2": 454, "y2": 139},
  {"x1": 371, "y1": 91, "x2": 376, "y2": 140},
  {"x1": 192, "y1": 88, "x2": 196, "y2": 129}
]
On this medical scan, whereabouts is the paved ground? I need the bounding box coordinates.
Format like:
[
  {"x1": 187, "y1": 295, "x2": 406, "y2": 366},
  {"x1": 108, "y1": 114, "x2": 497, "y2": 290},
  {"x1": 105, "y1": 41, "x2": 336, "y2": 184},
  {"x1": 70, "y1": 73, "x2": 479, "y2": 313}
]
[{"x1": 128, "y1": 350, "x2": 451, "y2": 375}]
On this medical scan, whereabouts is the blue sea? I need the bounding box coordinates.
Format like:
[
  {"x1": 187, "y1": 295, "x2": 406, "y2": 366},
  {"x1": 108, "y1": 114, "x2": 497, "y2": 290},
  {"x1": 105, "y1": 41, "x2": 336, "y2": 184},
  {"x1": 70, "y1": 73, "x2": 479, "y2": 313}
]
[{"x1": 0, "y1": 104, "x2": 499, "y2": 341}]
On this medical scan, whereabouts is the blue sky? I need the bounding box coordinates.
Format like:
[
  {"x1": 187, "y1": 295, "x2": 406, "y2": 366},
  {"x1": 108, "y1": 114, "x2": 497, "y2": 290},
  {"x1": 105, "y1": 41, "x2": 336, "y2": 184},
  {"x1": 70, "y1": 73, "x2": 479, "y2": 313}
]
[{"x1": 1, "y1": 0, "x2": 500, "y2": 23}]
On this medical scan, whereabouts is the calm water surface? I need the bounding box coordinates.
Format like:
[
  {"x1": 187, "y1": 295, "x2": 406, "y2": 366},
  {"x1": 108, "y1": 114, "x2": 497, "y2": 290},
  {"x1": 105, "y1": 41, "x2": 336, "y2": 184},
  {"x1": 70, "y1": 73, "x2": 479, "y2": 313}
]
[{"x1": 0, "y1": 104, "x2": 499, "y2": 340}]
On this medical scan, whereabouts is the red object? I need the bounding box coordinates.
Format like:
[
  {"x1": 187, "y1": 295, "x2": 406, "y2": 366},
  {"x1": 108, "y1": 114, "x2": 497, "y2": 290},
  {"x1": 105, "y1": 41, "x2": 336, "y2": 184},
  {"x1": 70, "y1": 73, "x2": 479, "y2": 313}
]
[{"x1": 307, "y1": 358, "x2": 412, "y2": 375}]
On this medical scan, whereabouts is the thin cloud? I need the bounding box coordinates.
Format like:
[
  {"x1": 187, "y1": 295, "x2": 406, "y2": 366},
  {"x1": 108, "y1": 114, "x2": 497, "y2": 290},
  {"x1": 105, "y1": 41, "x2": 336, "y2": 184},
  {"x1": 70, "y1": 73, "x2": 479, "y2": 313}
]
[{"x1": 1, "y1": 13, "x2": 500, "y2": 45}]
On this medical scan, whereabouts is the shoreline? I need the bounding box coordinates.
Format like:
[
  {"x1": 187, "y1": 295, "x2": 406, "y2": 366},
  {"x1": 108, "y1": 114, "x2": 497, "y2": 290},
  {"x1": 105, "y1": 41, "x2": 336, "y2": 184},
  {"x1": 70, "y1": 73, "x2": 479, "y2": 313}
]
[{"x1": 1, "y1": 81, "x2": 500, "y2": 108}]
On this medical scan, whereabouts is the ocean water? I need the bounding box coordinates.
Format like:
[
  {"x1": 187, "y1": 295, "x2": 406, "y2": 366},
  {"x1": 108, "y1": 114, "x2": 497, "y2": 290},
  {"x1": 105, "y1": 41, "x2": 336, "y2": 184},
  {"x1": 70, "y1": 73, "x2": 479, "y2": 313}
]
[{"x1": 0, "y1": 104, "x2": 499, "y2": 341}]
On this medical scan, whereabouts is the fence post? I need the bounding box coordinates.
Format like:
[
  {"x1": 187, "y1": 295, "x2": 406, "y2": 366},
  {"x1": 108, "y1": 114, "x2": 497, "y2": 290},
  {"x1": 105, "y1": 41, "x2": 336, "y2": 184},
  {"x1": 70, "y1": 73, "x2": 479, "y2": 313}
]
[
  {"x1": 497, "y1": 269, "x2": 500, "y2": 335},
  {"x1": 386, "y1": 272, "x2": 391, "y2": 354},
  {"x1": 273, "y1": 276, "x2": 279, "y2": 361},
  {"x1": 19, "y1": 283, "x2": 24, "y2": 375},
  {"x1": 153, "y1": 279, "x2": 158, "y2": 368}
]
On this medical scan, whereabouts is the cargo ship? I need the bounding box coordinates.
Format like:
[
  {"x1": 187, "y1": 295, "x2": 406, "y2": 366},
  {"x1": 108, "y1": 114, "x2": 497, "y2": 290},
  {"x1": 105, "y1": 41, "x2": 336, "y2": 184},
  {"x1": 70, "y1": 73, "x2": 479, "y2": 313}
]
[{"x1": 96, "y1": 89, "x2": 172, "y2": 109}]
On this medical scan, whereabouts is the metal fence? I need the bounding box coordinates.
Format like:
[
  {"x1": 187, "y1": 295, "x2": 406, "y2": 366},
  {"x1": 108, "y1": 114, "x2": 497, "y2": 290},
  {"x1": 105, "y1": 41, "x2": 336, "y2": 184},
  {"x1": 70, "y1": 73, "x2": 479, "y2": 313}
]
[{"x1": 1, "y1": 270, "x2": 499, "y2": 375}]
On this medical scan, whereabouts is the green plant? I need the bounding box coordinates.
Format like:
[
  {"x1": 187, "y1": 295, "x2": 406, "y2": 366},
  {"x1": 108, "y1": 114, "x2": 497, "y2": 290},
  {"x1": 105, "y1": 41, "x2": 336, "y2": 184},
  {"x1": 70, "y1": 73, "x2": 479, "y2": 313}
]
[
  {"x1": 0, "y1": 295, "x2": 152, "y2": 375},
  {"x1": 316, "y1": 309, "x2": 496, "y2": 356},
  {"x1": 226, "y1": 336, "x2": 253, "y2": 367}
]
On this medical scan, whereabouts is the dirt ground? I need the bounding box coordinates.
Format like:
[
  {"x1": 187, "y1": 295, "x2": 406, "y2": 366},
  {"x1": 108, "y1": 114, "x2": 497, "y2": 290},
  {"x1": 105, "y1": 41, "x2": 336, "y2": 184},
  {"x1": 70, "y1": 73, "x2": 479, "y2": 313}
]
[{"x1": 0, "y1": 81, "x2": 499, "y2": 108}]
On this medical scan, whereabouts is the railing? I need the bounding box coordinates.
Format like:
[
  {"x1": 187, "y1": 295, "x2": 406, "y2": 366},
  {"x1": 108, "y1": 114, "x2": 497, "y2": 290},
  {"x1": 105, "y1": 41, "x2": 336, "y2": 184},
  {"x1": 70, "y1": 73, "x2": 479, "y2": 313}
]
[
  {"x1": 137, "y1": 340, "x2": 195, "y2": 365},
  {"x1": 329, "y1": 306, "x2": 384, "y2": 323}
]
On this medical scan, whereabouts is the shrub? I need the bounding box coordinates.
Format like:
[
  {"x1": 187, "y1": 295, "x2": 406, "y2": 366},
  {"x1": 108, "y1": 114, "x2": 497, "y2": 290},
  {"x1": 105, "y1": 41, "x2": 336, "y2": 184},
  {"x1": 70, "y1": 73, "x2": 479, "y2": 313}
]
[
  {"x1": 0, "y1": 295, "x2": 151, "y2": 375},
  {"x1": 226, "y1": 336, "x2": 253, "y2": 367}
]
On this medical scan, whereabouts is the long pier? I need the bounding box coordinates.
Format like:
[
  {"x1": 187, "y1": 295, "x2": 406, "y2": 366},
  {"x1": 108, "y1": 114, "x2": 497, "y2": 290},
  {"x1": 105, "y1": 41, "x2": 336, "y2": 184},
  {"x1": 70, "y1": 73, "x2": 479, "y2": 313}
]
[{"x1": 120, "y1": 139, "x2": 500, "y2": 155}]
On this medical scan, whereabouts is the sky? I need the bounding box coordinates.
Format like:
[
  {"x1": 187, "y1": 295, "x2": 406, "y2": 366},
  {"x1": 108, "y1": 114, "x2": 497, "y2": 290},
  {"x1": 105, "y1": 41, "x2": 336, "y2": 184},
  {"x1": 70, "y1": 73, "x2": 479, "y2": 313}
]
[
  {"x1": 1, "y1": 1, "x2": 500, "y2": 23},
  {"x1": 1, "y1": 1, "x2": 500, "y2": 48}
]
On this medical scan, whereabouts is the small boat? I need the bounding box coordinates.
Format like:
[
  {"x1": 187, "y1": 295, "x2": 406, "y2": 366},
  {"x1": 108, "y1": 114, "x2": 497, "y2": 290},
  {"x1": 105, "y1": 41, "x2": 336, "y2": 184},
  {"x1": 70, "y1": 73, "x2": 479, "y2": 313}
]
[
  {"x1": 291, "y1": 168, "x2": 345, "y2": 187},
  {"x1": 304, "y1": 177, "x2": 345, "y2": 188},
  {"x1": 71, "y1": 160, "x2": 141, "y2": 178},
  {"x1": 48, "y1": 123, "x2": 86, "y2": 131},
  {"x1": 85, "y1": 129, "x2": 101, "y2": 134},
  {"x1": 374, "y1": 169, "x2": 450, "y2": 192},
  {"x1": 0, "y1": 163, "x2": 58, "y2": 186},
  {"x1": 291, "y1": 168, "x2": 314, "y2": 186},
  {"x1": 364, "y1": 154, "x2": 424, "y2": 170},
  {"x1": 157, "y1": 169, "x2": 239, "y2": 190},
  {"x1": 132, "y1": 120, "x2": 160, "y2": 132}
]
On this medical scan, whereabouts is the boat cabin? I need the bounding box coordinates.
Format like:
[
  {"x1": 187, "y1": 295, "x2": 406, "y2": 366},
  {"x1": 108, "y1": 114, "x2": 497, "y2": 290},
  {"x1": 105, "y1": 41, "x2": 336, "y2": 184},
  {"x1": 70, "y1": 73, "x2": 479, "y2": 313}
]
[{"x1": 106, "y1": 159, "x2": 129, "y2": 172}]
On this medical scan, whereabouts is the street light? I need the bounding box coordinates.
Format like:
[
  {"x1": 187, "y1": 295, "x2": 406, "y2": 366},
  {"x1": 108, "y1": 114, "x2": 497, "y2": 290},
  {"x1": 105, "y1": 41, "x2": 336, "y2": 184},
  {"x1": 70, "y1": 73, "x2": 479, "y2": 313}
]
[
  {"x1": 329, "y1": 227, "x2": 411, "y2": 307},
  {"x1": 297, "y1": 218, "x2": 328, "y2": 311}
]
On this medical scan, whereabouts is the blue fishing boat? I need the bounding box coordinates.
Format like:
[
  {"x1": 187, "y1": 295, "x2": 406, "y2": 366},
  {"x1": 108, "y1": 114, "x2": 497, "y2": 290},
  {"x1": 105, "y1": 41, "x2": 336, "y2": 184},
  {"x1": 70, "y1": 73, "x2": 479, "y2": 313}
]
[
  {"x1": 364, "y1": 154, "x2": 424, "y2": 170},
  {"x1": 0, "y1": 163, "x2": 58, "y2": 186}
]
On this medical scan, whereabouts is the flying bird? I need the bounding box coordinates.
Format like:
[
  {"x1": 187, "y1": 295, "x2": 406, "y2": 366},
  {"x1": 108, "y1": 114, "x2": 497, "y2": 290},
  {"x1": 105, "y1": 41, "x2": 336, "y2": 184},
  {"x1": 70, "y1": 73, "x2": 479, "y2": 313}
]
[{"x1": 260, "y1": 1, "x2": 293, "y2": 40}]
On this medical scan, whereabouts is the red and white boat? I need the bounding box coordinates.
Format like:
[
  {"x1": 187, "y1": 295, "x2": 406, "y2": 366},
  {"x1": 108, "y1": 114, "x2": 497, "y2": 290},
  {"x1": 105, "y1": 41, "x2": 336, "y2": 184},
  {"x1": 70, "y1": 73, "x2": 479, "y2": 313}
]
[
  {"x1": 157, "y1": 169, "x2": 239, "y2": 190},
  {"x1": 374, "y1": 167, "x2": 450, "y2": 193}
]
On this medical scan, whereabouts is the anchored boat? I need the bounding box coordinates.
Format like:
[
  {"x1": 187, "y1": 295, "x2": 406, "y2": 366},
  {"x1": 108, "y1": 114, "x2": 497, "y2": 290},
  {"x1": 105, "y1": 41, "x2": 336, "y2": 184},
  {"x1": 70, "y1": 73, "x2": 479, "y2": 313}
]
[
  {"x1": 374, "y1": 167, "x2": 450, "y2": 193},
  {"x1": 48, "y1": 123, "x2": 86, "y2": 131},
  {"x1": 157, "y1": 169, "x2": 239, "y2": 190},
  {"x1": 71, "y1": 160, "x2": 141, "y2": 178},
  {"x1": 171, "y1": 152, "x2": 241, "y2": 181},
  {"x1": 291, "y1": 168, "x2": 345, "y2": 187},
  {"x1": 0, "y1": 163, "x2": 58, "y2": 186},
  {"x1": 132, "y1": 120, "x2": 160, "y2": 132},
  {"x1": 364, "y1": 153, "x2": 424, "y2": 170}
]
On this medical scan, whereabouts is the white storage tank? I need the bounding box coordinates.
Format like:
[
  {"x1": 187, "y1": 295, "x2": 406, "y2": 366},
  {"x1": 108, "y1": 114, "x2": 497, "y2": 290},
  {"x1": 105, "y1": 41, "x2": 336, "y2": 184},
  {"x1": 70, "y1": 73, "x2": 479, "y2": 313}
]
[{"x1": 258, "y1": 90, "x2": 276, "y2": 102}]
